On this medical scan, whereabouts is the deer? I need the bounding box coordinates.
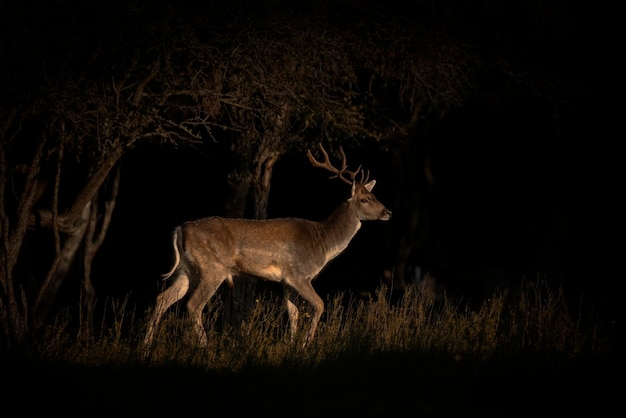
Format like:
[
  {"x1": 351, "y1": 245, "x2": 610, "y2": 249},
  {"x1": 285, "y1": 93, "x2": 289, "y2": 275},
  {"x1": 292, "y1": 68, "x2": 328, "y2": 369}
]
[{"x1": 142, "y1": 143, "x2": 392, "y2": 351}]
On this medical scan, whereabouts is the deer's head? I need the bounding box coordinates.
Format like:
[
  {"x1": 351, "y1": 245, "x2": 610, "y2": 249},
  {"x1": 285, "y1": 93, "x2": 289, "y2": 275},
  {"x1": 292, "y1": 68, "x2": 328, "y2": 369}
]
[
  {"x1": 307, "y1": 143, "x2": 392, "y2": 222},
  {"x1": 350, "y1": 178, "x2": 391, "y2": 221}
]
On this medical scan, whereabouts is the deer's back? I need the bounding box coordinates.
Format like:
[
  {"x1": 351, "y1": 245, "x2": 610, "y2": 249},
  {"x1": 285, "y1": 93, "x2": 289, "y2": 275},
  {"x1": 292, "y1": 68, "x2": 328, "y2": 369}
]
[
  {"x1": 180, "y1": 216, "x2": 327, "y2": 280},
  {"x1": 183, "y1": 216, "x2": 318, "y2": 241}
]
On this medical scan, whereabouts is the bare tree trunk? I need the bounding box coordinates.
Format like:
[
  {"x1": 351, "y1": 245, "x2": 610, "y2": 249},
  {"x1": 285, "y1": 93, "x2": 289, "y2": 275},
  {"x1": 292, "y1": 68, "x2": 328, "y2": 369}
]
[
  {"x1": 224, "y1": 170, "x2": 252, "y2": 218},
  {"x1": 30, "y1": 162, "x2": 122, "y2": 332},
  {"x1": 0, "y1": 132, "x2": 47, "y2": 344},
  {"x1": 30, "y1": 203, "x2": 90, "y2": 329},
  {"x1": 78, "y1": 166, "x2": 120, "y2": 339},
  {"x1": 1, "y1": 131, "x2": 124, "y2": 340},
  {"x1": 252, "y1": 146, "x2": 279, "y2": 220}
]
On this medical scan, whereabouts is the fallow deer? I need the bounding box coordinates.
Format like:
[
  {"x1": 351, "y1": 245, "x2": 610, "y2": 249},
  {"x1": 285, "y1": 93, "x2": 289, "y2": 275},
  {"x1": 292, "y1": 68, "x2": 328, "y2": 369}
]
[{"x1": 142, "y1": 144, "x2": 391, "y2": 350}]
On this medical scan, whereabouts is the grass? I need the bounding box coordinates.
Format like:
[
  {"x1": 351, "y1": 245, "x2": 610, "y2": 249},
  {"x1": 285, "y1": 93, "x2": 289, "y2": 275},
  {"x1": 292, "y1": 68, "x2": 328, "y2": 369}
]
[{"x1": 1, "y1": 279, "x2": 621, "y2": 416}]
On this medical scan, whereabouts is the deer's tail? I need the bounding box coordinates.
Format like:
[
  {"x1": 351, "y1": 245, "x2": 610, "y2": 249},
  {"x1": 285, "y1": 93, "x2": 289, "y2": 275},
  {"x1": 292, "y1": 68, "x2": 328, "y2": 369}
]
[{"x1": 161, "y1": 226, "x2": 182, "y2": 280}]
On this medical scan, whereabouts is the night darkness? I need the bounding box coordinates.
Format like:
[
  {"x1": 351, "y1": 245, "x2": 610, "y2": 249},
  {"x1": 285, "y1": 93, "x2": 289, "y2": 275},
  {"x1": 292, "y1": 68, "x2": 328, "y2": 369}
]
[
  {"x1": 3, "y1": 1, "x2": 615, "y2": 300},
  {"x1": 96, "y1": 88, "x2": 617, "y2": 315},
  {"x1": 1, "y1": 0, "x2": 621, "y2": 415}
]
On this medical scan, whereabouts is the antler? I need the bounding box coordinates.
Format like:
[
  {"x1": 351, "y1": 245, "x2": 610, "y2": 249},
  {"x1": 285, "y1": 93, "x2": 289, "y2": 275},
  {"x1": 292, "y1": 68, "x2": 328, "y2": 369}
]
[{"x1": 306, "y1": 143, "x2": 369, "y2": 185}]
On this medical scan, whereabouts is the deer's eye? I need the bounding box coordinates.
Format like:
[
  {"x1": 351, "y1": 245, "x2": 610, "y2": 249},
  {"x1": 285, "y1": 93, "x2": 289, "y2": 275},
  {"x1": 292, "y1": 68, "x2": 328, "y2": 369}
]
[{"x1": 360, "y1": 198, "x2": 370, "y2": 204}]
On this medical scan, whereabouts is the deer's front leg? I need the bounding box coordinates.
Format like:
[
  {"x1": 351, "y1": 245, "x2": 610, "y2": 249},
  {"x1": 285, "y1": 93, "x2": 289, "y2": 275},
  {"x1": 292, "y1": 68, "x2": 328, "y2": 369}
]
[{"x1": 289, "y1": 279, "x2": 324, "y2": 347}]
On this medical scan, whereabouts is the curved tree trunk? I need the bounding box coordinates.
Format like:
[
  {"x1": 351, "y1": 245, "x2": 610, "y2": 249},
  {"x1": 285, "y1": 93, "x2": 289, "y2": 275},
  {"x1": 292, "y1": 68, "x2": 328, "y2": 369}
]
[
  {"x1": 0, "y1": 131, "x2": 47, "y2": 344},
  {"x1": 30, "y1": 203, "x2": 91, "y2": 328},
  {"x1": 0, "y1": 125, "x2": 124, "y2": 342},
  {"x1": 30, "y1": 164, "x2": 121, "y2": 332},
  {"x1": 252, "y1": 148, "x2": 279, "y2": 220},
  {"x1": 78, "y1": 165, "x2": 120, "y2": 339}
]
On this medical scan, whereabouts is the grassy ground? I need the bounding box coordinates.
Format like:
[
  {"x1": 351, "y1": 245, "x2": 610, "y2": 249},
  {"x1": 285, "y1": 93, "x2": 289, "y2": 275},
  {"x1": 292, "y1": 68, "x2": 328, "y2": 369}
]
[{"x1": 1, "y1": 282, "x2": 622, "y2": 416}]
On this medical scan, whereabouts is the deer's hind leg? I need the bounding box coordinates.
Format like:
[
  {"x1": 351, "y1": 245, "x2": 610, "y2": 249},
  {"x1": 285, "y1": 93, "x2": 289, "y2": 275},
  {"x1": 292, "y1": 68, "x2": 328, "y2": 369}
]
[
  {"x1": 143, "y1": 273, "x2": 190, "y2": 349},
  {"x1": 283, "y1": 284, "x2": 300, "y2": 343},
  {"x1": 186, "y1": 264, "x2": 229, "y2": 346}
]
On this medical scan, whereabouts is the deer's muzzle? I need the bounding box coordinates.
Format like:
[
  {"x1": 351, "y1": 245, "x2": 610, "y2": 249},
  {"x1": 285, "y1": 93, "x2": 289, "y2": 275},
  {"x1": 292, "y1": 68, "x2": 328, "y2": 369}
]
[{"x1": 379, "y1": 209, "x2": 392, "y2": 221}]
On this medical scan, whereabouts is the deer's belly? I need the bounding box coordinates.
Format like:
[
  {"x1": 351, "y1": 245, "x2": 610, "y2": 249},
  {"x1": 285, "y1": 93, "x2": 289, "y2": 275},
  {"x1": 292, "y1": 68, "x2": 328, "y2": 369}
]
[
  {"x1": 234, "y1": 255, "x2": 285, "y2": 282},
  {"x1": 234, "y1": 245, "x2": 327, "y2": 282},
  {"x1": 257, "y1": 265, "x2": 283, "y2": 281}
]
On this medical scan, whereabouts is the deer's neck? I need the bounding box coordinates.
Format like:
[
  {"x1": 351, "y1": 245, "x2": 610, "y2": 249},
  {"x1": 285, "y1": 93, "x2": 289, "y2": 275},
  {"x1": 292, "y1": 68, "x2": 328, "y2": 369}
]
[{"x1": 318, "y1": 201, "x2": 361, "y2": 262}]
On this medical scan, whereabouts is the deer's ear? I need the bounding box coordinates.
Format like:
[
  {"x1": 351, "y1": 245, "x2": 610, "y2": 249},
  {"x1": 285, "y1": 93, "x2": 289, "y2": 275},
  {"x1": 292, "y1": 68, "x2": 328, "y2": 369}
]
[
  {"x1": 351, "y1": 182, "x2": 356, "y2": 196},
  {"x1": 364, "y1": 179, "x2": 376, "y2": 192}
]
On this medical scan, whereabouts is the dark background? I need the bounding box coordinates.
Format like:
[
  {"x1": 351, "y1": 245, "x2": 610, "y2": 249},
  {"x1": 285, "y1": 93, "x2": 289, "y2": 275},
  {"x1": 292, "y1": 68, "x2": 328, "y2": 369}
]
[
  {"x1": 1, "y1": 2, "x2": 621, "y2": 415},
  {"x1": 4, "y1": 0, "x2": 619, "y2": 325},
  {"x1": 95, "y1": 92, "x2": 618, "y2": 321}
]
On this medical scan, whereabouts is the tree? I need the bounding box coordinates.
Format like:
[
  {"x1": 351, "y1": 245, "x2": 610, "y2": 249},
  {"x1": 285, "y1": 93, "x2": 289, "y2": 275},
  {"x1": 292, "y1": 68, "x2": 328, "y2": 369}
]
[
  {"x1": 0, "y1": 3, "x2": 222, "y2": 342},
  {"x1": 2, "y1": 0, "x2": 568, "y2": 344}
]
